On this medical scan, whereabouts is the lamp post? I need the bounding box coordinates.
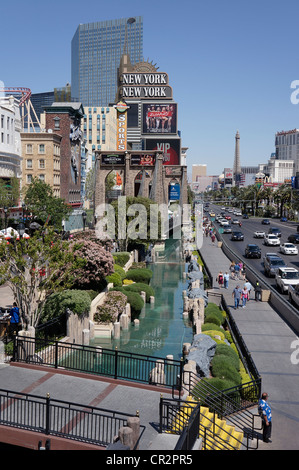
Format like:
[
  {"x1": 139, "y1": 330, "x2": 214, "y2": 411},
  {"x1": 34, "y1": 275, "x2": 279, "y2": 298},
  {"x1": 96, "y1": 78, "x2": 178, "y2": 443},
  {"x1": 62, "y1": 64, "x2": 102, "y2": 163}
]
[
  {"x1": 3, "y1": 207, "x2": 7, "y2": 233},
  {"x1": 82, "y1": 211, "x2": 87, "y2": 231}
]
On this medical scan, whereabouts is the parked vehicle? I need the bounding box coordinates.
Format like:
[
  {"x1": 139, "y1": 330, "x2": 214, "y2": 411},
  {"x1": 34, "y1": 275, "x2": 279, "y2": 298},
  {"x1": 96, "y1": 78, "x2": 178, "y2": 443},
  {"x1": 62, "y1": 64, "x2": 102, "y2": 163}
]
[
  {"x1": 231, "y1": 231, "x2": 244, "y2": 241},
  {"x1": 275, "y1": 267, "x2": 299, "y2": 294},
  {"x1": 244, "y1": 244, "x2": 261, "y2": 258},
  {"x1": 280, "y1": 243, "x2": 298, "y2": 255},
  {"x1": 263, "y1": 254, "x2": 286, "y2": 277},
  {"x1": 288, "y1": 234, "x2": 299, "y2": 244},
  {"x1": 264, "y1": 234, "x2": 280, "y2": 246}
]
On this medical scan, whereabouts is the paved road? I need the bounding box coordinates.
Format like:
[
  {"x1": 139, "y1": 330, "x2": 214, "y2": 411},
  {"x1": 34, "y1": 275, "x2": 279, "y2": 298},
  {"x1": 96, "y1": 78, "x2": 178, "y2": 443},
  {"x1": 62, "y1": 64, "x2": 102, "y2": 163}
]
[{"x1": 210, "y1": 205, "x2": 299, "y2": 301}]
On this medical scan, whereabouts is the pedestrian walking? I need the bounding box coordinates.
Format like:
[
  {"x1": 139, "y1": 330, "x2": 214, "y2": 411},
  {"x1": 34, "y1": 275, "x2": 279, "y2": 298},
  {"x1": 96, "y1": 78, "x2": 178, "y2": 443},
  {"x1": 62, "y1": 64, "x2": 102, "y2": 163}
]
[
  {"x1": 254, "y1": 281, "x2": 262, "y2": 301},
  {"x1": 233, "y1": 263, "x2": 241, "y2": 280},
  {"x1": 224, "y1": 272, "x2": 230, "y2": 289},
  {"x1": 211, "y1": 233, "x2": 216, "y2": 244},
  {"x1": 258, "y1": 393, "x2": 272, "y2": 443},
  {"x1": 232, "y1": 285, "x2": 242, "y2": 309},
  {"x1": 241, "y1": 286, "x2": 249, "y2": 307},
  {"x1": 217, "y1": 271, "x2": 224, "y2": 288},
  {"x1": 244, "y1": 279, "x2": 252, "y2": 300},
  {"x1": 241, "y1": 264, "x2": 247, "y2": 280}
]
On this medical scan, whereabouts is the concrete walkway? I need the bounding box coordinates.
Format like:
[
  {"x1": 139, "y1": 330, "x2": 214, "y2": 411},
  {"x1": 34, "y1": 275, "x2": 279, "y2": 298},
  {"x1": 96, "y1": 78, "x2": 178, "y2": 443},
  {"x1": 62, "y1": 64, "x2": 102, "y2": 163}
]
[{"x1": 200, "y1": 235, "x2": 299, "y2": 450}]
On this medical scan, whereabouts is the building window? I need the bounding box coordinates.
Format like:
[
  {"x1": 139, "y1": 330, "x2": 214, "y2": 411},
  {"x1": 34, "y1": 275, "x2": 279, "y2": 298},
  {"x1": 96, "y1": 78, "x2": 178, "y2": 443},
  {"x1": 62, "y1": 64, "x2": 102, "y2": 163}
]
[
  {"x1": 38, "y1": 144, "x2": 45, "y2": 154},
  {"x1": 54, "y1": 117, "x2": 60, "y2": 130},
  {"x1": 26, "y1": 144, "x2": 33, "y2": 154},
  {"x1": 39, "y1": 159, "x2": 45, "y2": 169},
  {"x1": 26, "y1": 174, "x2": 33, "y2": 184},
  {"x1": 39, "y1": 174, "x2": 45, "y2": 182},
  {"x1": 26, "y1": 159, "x2": 33, "y2": 169}
]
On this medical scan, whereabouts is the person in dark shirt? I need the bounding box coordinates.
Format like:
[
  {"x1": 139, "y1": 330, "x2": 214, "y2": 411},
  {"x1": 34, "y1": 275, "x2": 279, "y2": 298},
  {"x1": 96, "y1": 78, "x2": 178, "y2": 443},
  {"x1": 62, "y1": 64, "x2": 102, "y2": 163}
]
[
  {"x1": 254, "y1": 282, "x2": 262, "y2": 301},
  {"x1": 9, "y1": 302, "x2": 20, "y2": 336}
]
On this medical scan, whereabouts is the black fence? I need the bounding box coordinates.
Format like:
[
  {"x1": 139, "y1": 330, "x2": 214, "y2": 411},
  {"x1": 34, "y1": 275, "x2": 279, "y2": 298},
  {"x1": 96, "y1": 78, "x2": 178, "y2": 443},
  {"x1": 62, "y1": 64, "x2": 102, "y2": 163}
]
[
  {"x1": 12, "y1": 336, "x2": 185, "y2": 394},
  {"x1": 0, "y1": 388, "x2": 140, "y2": 447}
]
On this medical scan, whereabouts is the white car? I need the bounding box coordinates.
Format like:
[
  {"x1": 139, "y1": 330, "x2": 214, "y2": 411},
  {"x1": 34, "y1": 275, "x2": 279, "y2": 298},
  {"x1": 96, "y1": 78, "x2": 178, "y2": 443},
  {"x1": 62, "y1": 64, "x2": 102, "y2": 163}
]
[
  {"x1": 254, "y1": 230, "x2": 266, "y2": 238},
  {"x1": 232, "y1": 219, "x2": 240, "y2": 224},
  {"x1": 264, "y1": 234, "x2": 280, "y2": 246},
  {"x1": 220, "y1": 220, "x2": 229, "y2": 226},
  {"x1": 275, "y1": 267, "x2": 299, "y2": 293},
  {"x1": 279, "y1": 243, "x2": 298, "y2": 255}
]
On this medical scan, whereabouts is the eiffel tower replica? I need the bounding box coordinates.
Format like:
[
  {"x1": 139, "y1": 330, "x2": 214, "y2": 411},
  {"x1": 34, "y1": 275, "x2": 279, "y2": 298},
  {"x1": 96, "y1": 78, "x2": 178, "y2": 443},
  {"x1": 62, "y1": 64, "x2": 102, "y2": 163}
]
[{"x1": 233, "y1": 130, "x2": 241, "y2": 186}]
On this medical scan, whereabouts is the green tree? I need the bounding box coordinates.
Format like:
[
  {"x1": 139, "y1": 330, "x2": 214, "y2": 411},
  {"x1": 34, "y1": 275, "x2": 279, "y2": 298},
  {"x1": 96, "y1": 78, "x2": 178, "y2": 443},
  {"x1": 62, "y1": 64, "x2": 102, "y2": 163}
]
[
  {"x1": 0, "y1": 228, "x2": 86, "y2": 328},
  {"x1": 24, "y1": 177, "x2": 72, "y2": 229}
]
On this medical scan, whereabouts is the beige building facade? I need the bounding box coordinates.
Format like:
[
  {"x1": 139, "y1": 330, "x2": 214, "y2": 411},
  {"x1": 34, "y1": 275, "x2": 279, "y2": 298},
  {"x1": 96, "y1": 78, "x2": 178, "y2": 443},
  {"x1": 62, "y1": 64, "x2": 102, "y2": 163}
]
[
  {"x1": 21, "y1": 132, "x2": 62, "y2": 197},
  {"x1": 81, "y1": 106, "x2": 117, "y2": 170}
]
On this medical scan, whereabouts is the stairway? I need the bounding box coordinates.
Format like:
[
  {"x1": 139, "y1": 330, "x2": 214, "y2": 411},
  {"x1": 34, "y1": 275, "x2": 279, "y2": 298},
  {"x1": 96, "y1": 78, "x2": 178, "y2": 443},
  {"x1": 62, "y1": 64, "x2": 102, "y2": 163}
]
[{"x1": 170, "y1": 397, "x2": 244, "y2": 450}]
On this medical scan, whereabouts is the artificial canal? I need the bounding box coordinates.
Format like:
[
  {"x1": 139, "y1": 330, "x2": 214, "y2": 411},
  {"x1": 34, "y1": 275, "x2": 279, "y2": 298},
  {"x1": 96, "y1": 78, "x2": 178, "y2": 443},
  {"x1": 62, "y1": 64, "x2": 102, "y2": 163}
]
[{"x1": 91, "y1": 238, "x2": 195, "y2": 361}]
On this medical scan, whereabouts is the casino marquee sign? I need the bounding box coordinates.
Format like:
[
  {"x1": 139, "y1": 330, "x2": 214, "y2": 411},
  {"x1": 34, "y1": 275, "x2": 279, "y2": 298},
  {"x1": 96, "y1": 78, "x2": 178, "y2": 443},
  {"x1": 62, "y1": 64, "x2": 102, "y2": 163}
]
[{"x1": 119, "y1": 72, "x2": 173, "y2": 99}]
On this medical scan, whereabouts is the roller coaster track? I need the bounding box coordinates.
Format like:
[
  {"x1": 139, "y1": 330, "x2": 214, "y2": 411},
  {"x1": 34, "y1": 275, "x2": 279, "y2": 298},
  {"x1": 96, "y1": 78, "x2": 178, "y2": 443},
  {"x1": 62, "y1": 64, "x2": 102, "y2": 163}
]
[{"x1": 0, "y1": 86, "x2": 41, "y2": 132}]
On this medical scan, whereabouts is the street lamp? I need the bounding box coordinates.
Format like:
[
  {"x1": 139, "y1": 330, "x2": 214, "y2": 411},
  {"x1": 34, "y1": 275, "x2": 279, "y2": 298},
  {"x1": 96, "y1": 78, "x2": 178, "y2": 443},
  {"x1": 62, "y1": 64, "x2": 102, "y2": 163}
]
[
  {"x1": 3, "y1": 207, "x2": 7, "y2": 233},
  {"x1": 82, "y1": 211, "x2": 87, "y2": 231}
]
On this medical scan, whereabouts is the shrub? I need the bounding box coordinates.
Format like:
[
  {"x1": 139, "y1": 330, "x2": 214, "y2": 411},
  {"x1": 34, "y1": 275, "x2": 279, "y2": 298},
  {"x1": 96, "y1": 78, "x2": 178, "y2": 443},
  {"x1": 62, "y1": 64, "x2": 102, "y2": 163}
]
[
  {"x1": 201, "y1": 323, "x2": 223, "y2": 333},
  {"x1": 94, "y1": 290, "x2": 127, "y2": 324},
  {"x1": 214, "y1": 344, "x2": 240, "y2": 370},
  {"x1": 123, "y1": 279, "x2": 135, "y2": 285},
  {"x1": 111, "y1": 287, "x2": 144, "y2": 319},
  {"x1": 191, "y1": 377, "x2": 237, "y2": 404},
  {"x1": 125, "y1": 268, "x2": 153, "y2": 284},
  {"x1": 130, "y1": 261, "x2": 146, "y2": 269},
  {"x1": 42, "y1": 290, "x2": 91, "y2": 321},
  {"x1": 211, "y1": 355, "x2": 242, "y2": 386},
  {"x1": 204, "y1": 312, "x2": 222, "y2": 327},
  {"x1": 113, "y1": 252, "x2": 130, "y2": 267},
  {"x1": 202, "y1": 329, "x2": 225, "y2": 343},
  {"x1": 106, "y1": 272, "x2": 122, "y2": 287},
  {"x1": 114, "y1": 264, "x2": 127, "y2": 280},
  {"x1": 122, "y1": 282, "x2": 154, "y2": 302}
]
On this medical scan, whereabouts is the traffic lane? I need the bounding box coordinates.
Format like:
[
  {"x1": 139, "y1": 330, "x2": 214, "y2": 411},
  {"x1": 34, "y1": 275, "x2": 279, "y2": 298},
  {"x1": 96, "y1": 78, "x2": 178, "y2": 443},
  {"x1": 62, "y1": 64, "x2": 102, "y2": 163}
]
[{"x1": 211, "y1": 212, "x2": 299, "y2": 291}]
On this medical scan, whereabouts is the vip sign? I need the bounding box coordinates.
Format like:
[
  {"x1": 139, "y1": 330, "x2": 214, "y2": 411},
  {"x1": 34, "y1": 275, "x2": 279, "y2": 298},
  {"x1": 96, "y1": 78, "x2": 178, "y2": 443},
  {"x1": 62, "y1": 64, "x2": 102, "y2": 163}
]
[{"x1": 114, "y1": 101, "x2": 129, "y2": 151}]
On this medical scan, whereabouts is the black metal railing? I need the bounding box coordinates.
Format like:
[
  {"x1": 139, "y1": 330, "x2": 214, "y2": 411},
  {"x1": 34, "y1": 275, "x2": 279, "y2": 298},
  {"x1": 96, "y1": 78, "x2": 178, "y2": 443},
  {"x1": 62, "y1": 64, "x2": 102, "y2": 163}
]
[
  {"x1": 0, "y1": 388, "x2": 140, "y2": 447},
  {"x1": 12, "y1": 336, "x2": 185, "y2": 394},
  {"x1": 160, "y1": 397, "x2": 259, "y2": 450}
]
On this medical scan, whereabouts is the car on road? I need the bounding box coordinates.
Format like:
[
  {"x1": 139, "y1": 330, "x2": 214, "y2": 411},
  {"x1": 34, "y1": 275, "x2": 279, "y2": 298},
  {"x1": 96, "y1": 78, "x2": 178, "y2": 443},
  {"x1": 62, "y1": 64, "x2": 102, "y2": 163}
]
[
  {"x1": 264, "y1": 234, "x2": 280, "y2": 246},
  {"x1": 254, "y1": 230, "x2": 265, "y2": 238},
  {"x1": 289, "y1": 284, "x2": 299, "y2": 307},
  {"x1": 232, "y1": 219, "x2": 240, "y2": 224},
  {"x1": 243, "y1": 214, "x2": 249, "y2": 219},
  {"x1": 231, "y1": 231, "x2": 244, "y2": 241},
  {"x1": 222, "y1": 225, "x2": 232, "y2": 233},
  {"x1": 209, "y1": 212, "x2": 215, "y2": 217},
  {"x1": 275, "y1": 267, "x2": 299, "y2": 293},
  {"x1": 262, "y1": 219, "x2": 270, "y2": 225},
  {"x1": 225, "y1": 215, "x2": 231, "y2": 220},
  {"x1": 245, "y1": 244, "x2": 261, "y2": 258},
  {"x1": 268, "y1": 227, "x2": 281, "y2": 238},
  {"x1": 280, "y1": 217, "x2": 288, "y2": 222},
  {"x1": 279, "y1": 243, "x2": 298, "y2": 255},
  {"x1": 288, "y1": 234, "x2": 299, "y2": 244},
  {"x1": 220, "y1": 219, "x2": 229, "y2": 226},
  {"x1": 263, "y1": 254, "x2": 286, "y2": 277}
]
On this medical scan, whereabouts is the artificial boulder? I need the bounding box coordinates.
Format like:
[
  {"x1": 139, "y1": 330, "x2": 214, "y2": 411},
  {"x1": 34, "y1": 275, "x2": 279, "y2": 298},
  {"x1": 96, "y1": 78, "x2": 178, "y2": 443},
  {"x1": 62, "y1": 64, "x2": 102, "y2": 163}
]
[
  {"x1": 187, "y1": 287, "x2": 208, "y2": 306},
  {"x1": 187, "y1": 333, "x2": 216, "y2": 377}
]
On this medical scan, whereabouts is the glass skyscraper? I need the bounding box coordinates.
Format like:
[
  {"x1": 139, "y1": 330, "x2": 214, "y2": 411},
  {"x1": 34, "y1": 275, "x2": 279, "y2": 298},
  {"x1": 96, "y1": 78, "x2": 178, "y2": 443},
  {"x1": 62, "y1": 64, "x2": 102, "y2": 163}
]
[{"x1": 71, "y1": 17, "x2": 143, "y2": 107}]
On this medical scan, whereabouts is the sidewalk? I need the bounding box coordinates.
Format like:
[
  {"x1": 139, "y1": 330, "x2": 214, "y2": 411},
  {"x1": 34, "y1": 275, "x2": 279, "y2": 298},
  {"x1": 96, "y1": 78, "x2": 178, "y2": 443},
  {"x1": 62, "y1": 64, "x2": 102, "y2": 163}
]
[{"x1": 200, "y1": 235, "x2": 299, "y2": 450}]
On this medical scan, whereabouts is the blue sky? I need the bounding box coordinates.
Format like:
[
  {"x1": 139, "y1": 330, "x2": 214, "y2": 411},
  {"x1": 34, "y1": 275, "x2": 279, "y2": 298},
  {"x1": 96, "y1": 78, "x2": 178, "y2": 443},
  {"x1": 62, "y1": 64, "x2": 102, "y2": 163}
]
[{"x1": 1, "y1": 0, "x2": 299, "y2": 176}]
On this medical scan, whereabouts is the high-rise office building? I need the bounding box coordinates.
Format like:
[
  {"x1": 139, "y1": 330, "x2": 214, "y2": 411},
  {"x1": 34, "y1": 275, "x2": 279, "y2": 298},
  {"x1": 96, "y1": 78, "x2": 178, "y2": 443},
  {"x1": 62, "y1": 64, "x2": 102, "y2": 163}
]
[{"x1": 71, "y1": 17, "x2": 143, "y2": 107}]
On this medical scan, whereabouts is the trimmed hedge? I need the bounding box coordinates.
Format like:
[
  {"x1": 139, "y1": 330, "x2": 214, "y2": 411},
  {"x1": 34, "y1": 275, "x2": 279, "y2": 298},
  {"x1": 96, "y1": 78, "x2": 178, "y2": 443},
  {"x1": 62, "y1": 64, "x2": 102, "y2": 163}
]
[
  {"x1": 125, "y1": 268, "x2": 153, "y2": 284},
  {"x1": 42, "y1": 290, "x2": 91, "y2": 321},
  {"x1": 113, "y1": 252, "x2": 130, "y2": 267},
  {"x1": 122, "y1": 282, "x2": 154, "y2": 302},
  {"x1": 111, "y1": 287, "x2": 144, "y2": 319},
  {"x1": 106, "y1": 272, "x2": 122, "y2": 287},
  {"x1": 114, "y1": 264, "x2": 127, "y2": 280},
  {"x1": 211, "y1": 355, "x2": 241, "y2": 386}
]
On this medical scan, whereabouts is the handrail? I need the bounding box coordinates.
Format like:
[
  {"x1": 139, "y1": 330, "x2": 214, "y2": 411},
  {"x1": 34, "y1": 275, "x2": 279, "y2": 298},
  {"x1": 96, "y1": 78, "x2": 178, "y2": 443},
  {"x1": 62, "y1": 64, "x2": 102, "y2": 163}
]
[
  {"x1": 12, "y1": 335, "x2": 186, "y2": 395},
  {"x1": 0, "y1": 387, "x2": 142, "y2": 448}
]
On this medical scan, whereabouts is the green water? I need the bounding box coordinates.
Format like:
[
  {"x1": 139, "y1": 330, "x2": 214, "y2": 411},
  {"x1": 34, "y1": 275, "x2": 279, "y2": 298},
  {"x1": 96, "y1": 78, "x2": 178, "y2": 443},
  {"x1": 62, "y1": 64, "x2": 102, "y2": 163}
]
[{"x1": 91, "y1": 239, "x2": 194, "y2": 361}]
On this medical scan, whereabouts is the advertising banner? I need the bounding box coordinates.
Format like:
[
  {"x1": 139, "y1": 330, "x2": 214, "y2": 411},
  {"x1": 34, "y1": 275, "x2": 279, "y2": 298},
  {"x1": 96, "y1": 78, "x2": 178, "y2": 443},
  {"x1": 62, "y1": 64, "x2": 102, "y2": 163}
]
[
  {"x1": 131, "y1": 154, "x2": 155, "y2": 166},
  {"x1": 145, "y1": 139, "x2": 181, "y2": 165},
  {"x1": 169, "y1": 183, "x2": 180, "y2": 200},
  {"x1": 101, "y1": 154, "x2": 125, "y2": 165},
  {"x1": 142, "y1": 103, "x2": 177, "y2": 135}
]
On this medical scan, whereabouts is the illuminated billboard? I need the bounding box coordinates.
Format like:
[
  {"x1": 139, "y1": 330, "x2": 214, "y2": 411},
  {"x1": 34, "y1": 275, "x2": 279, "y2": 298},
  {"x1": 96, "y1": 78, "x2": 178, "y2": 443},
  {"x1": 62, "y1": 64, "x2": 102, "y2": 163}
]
[{"x1": 142, "y1": 103, "x2": 177, "y2": 135}]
